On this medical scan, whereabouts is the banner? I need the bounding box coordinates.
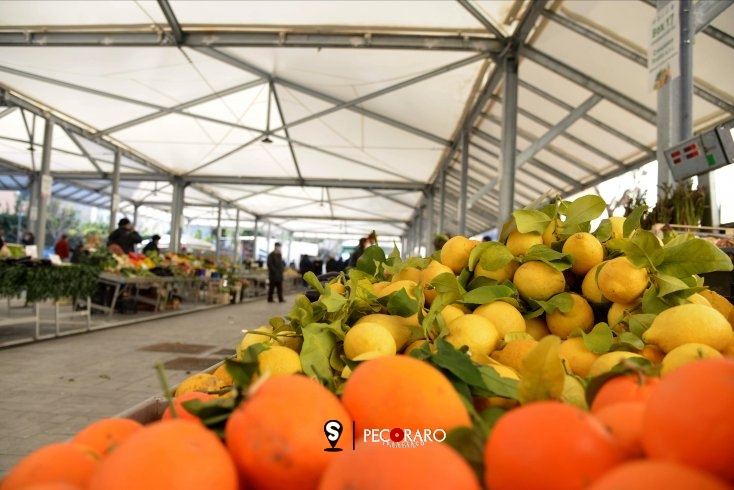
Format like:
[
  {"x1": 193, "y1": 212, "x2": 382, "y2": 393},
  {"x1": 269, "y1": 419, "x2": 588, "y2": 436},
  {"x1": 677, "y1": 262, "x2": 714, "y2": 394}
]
[{"x1": 648, "y1": 1, "x2": 679, "y2": 91}]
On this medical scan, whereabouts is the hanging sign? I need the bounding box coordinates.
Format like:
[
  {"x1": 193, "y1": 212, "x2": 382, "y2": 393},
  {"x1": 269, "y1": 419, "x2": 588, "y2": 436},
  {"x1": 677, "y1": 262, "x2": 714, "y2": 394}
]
[
  {"x1": 40, "y1": 175, "x2": 53, "y2": 198},
  {"x1": 648, "y1": 1, "x2": 679, "y2": 91}
]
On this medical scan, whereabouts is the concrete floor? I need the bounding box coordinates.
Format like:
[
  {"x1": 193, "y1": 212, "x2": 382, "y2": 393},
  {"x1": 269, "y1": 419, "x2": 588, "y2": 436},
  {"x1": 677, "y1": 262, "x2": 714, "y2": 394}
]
[{"x1": 0, "y1": 295, "x2": 294, "y2": 477}]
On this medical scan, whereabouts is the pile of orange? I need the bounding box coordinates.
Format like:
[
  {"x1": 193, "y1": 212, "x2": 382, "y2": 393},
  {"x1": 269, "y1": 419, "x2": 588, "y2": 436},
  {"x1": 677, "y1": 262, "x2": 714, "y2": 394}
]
[{"x1": 3, "y1": 358, "x2": 733, "y2": 490}]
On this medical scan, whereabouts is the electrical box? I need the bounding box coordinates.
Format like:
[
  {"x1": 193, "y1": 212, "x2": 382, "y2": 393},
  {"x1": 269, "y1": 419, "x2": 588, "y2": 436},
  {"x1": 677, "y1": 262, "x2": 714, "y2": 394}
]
[{"x1": 664, "y1": 119, "x2": 734, "y2": 180}]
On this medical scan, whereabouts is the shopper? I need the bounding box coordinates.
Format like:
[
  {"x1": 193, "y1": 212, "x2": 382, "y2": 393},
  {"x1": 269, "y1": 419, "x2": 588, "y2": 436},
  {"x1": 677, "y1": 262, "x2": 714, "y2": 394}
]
[
  {"x1": 54, "y1": 234, "x2": 70, "y2": 261},
  {"x1": 267, "y1": 242, "x2": 285, "y2": 303},
  {"x1": 0, "y1": 228, "x2": 5, "y2": 249},
  {"x1": 21, "y1": 231, "x2": 35, "y2": 246},
  {"x1": 348, "y1": 237, "x2": 368, "y2": 268},
  {"x1": 143, "y1": 234, "x2": 161, "y2": 256},
  {"x1": 107, "y1": 218, "x2": 142, "y2": 254}
]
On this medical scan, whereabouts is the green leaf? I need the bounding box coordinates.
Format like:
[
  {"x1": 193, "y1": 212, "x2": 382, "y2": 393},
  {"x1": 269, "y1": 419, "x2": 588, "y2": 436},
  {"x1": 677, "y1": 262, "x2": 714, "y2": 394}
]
[
  {"x1": 621, "y1": 230, "x2": 664, "y2": 269},
  {"x1": 594, "y1": 219, "x2": 613, "y2": 242},
  {"x1": 320, "y1": 287, "x2": 348, "y2": 313},
  {"x1": 617, "y1": 331, "x2": 645, "y2": 351},
  {"x1": 518, "y1": 335, "x2": 565, "y2": 404},
  {"x1": 461, "y1": 285, "x2": 516, "y2": 306},
  {"x1": 431, "y1": 272, "x2": 463, "y2": 295},
  {"x1": 624, "y1": 206, "x2": 647, "y2": 237},
  {"x1": 522, "y1": 244, "x2": 573, "y2": 271},
  {"x1": 581, "y1": 323, "x2": 614, "y2": 354},
  {"x1": 562, "y1": 195, "x2": 607, "y2": 232},
  {"x1": 302, "y1": 271, "x2": 323, "y2": 293},
  {"x1": 386, "y1": 288, "x2": 420, "y2": 317},
  {"x1": 513, "y1": 209, "x2": 552, "y2": 235},
  {"x1": 477, "y1": 365, "x2": 521, "y2": 399},
  {"x1": 355, "y1": 245, "x2": 387, "y2": 276},
  {"x1": 655, "y1": 272, "x2": 694, "y2": 297},
  {"x1": 659, "y1": 237, "x2": 734, "y2": 277},
  {"x1": 300, "y1": 323, "x2": 337, "y2": 383},
  {"x1": 628, "y1": 313, "x2": 656, "y2": 338},
  {"x1": 640, "y1": 285, "x2": 670, "y2": 315},
  {"x1": 473, "y1": 242, "x2": 515, "y2": 272},
  {"x1": 431, "y1": 338, "x2": 486, "y2": 389},
  {"x1": 535, "y1": 292, "x2": 574, "y2": 315},
  {"x1": 444, "y1": 427, "x2": 486, "y2": 482}
]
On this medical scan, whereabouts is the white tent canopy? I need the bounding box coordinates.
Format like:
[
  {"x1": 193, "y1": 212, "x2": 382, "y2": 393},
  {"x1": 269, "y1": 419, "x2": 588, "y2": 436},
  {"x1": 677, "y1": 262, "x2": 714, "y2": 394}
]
[{"x1": 0, "y1": 1, "x2": 732, "y2": 247}]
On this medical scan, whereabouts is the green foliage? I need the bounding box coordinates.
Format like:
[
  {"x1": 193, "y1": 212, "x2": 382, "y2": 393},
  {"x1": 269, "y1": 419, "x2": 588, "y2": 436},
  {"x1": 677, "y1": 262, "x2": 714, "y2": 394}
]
[{"x1": 0, "y1": 261, "x2": 99, "y2": 301}]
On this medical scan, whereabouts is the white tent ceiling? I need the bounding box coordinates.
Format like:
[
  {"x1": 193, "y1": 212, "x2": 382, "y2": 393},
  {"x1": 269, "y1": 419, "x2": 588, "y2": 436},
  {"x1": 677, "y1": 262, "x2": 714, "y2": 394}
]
[{"x1": 0, "y1": 0, "x2": 732, "y2": 242}]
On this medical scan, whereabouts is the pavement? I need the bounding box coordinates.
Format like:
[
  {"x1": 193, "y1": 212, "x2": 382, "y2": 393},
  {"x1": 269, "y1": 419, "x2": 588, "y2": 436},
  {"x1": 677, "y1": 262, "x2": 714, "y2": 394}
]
[{"x1": 0, "y1": 295, "x2": 295, "y2": 477}]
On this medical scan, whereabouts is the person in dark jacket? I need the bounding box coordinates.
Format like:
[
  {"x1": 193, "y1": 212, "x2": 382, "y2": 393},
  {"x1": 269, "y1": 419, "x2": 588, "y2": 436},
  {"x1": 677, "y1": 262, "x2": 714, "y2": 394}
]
[
  {"x1": 348, "y1": 237, "x2": 368, "y2": 267},
  {"x1": 107, "y1": 218, "x2": 142, "y2": 254},
  {"x1": 143, "y1": 234, "x2": 161, "y2": 256},
  {"x1": 267, "y1": 242, "x2": 285, "y2": 303}
]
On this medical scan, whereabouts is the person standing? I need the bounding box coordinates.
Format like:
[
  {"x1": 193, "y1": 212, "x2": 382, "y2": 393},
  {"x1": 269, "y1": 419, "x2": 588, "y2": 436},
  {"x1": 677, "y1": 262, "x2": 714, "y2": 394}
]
[
  {"x1": 348, "y1": 237, "x2": 368, "y2": 268},
  {"x1": 54, "y1": 234, "x2": 70, "y2": 261},
  {"x1": 143, "y1": 234, "x2": 161, "y2": 256},
  {"x1": 107, "y1": 218, "x2": 142, "y2": 254},
  {"x1": 21, "y1": 231, "x2": 35, "y2": 246},
  {"x1": 0, "y1": 228, "x2": 5, "y2": 250},
  {"x1": 267, "y1": 242, "x2": 285, "y2": 303}
]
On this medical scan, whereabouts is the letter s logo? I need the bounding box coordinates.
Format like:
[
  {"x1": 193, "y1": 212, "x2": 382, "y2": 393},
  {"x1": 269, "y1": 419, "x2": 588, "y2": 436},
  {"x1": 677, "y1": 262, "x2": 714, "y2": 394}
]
[{"x1": 323, "y1": 420, "x2": 343, "y2": 452}]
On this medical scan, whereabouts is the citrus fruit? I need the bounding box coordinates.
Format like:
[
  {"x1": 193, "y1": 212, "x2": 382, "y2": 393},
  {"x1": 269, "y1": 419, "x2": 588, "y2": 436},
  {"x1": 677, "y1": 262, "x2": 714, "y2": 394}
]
[
  {"x1": 343, "y1": 322, "x2": 397, "y2": 360},
  {"x1": 225, "y1": 375, "x2": 352, "y2": 490},
  {"x1": 421, "y1": 259, "x2": 454, "y2": 306},
  {"x1": 71, "y1": 418, "x2": 143, "y2": 456},
  {"x1": 161, "y1": 391, "x2": 215, "y2": 422},
  {"x1": 375, "y1": 279, "x2": 418, "y2": 300},
  {"x1": 587, "y1": 351, "x2": 646, "y2": 377},
  {"x1": 393, "y1": 266, "x2": 422, "y2": 283},
  {"x1": 562, "y1": 232, "x2": 604, "y2": 276},
  {"x1": 474, "y1": 258, "x2": 518, "y2": 283},
  {"x1": 505, "y1": 230, "x2": 543, "y2": 256},
  {"x1": 542, "y1": 218, "x2": 564, "y2": 246},
  {"x1": 597, "y1": 257, "x2": 648, "y2": 304},
  {"x1": 88, "y1": 419, "x2": 237, "y2": 490},
  {"x1": 174, "y1": 372, "x2": 221, "y2": 396},
  {"x1": 484, "y1": 401, "x2": 623, "y2": 490},
  {"x1": 607, "y1": 301, "x2": 639, "y2": 331},
  {"x1": 318, "y1": 440, "x2": 482, "y2": 490},
  {"x1": 1, "y1": 443, "x2": 98, "y2": 490},
  {"x1": 355, "y1": 313, "x2": 412, "y2": 351},
  {"x1": 440, "y1": 235, "x2": 478, "y2": 274},
  {"x1": 642, "y1": 359, "x2": 734, "y2": 484},
  {"x1": 237, "y1": 325, "x2": 273, "y2": 355},
  {"x1": 445, "y1": 313, "x2": 500, "y2": 361},
  {"x1": 581, "y1": 263, "x2": 609, "y2": 305},
  {"x1": 590, "y1": 373, "x2": 660, "y2": 413},
  {"x1": 660, "y1": 342, "x2": 723, "y2": 376},
  {"x1": 490, "y1": 338, "x2": 537, "y2": 372},
  {"x1": 525, "y1": 316, "x2": 550, "y2": 340},
  {"x1": 558, "y1": 336, "x2": 599, "y2": 377},
  {"x1": 513, "y1": 261, "x2": 566, "y2": 301},
  {"x1": 588, "y1": 459, "x2": 733, "y2": 490},
  {"x1": 474, "y1": 300, "x2": 526, "y2": 339},
  {"x1": 257, "y1": 344, "x2": 302, "y2": 377},
  {"x1": 643, "y1": 303, "x2": 732, "y2": 352},
  {"x1": 608, "y1": 216, "x2": 626, "y2": 240},
  {"x1": 546, "y1": 292, "x2": 594, "y2": 339},
  {"x1": 593, "y1": 401, "x2": 645, "y2": 459},
  {"x1": 698, "y1": 289, "x2": 733, "y2": 320},
  {"x1": 440, "y1": 303, "x2": 469, "y2": 326},
  {"x1": 341, "y1": 355, "x2": 471, "y2": 441}
]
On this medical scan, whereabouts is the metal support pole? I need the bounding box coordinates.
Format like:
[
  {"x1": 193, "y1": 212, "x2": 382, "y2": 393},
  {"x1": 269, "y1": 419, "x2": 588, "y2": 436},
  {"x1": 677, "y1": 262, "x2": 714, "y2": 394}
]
[
  {"x1": 438, "y1": 167, "x2": 446, "y2": 235},
  {"x1": 498, "y1": 54, "x2": 519, "y2": 228},
  {"x1": 27, "y1": 174, "x2": 38, "y2": 236},
  {"x1": 132, "y1": 204, "x2": 139, "y2": 229},
  {"x1": 234, "y1": 208, "x2": 241, "y2": 264},
  {"x1": 169, "y1": 177, "x2": 184, "y2": 253},
  {"x1": 426, "y1": 188, "x2": 435, "y2": 253},
  {"x1": 215, "y1": 201, "x2": 222, "y2": 259},
  {"x1": 34, "y1": 118, "x2": 53, "y2": 254},
  {"x1": 458, "y1": 130, "x2": 469, "y2": 236},
  {"x1": 266, "y1": 222, "x2": 272, "y2": 261},
  {"x1": 109, "y1": 148, "x2": 121, "y2": 233},
  {"x1": 253, "y1": 217, "x2": 259, "y2": 263}
]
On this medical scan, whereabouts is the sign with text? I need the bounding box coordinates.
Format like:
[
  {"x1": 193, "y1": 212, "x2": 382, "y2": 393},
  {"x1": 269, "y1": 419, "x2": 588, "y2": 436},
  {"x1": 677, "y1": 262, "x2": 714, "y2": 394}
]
[{"x1": 648, "y1": 1, "x2": 679, "y2": 91}]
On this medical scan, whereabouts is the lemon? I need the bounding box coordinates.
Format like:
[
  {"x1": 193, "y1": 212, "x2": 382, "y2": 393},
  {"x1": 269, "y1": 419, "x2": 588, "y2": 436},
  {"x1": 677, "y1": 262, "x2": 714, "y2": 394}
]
[
  {"x1": 525, "y1": 316, "x2": 550, "y2": 340},
  {"x1": 562, "y1": 232, "x2": 605, "y2": 277},
  {"x1": 587, "y1": 351, "x2": 645, "y2": 377},
  {"x1": 639, "y1": 344, "x2": 665, "y2": 364},
  {"x1": 403, "y1": 339, "x2": 436, "y2": 356},
  {"x1": 561, "y1": 374, "x2": 589, "y2": 410},
  {"x1": 440, "y1": 303, "x2": 469, "y2": 326},
  {"x1": 580, "y1": 262, "x2": 609, "y2": 305},
  {"x1": 440, "y1": 235, "x2": 479, "y2": 274},
  {"x1": 609, "y1": 216, "x2": 625, "y2": 239},
  {"x1": 474, "y1": 300, "x2": 526, "y2": 339},
  {"x1": 343, "y1": 322, "x2": 397, "y2": 360},
  {"x1": 546, "y1": 293, "x2": 594, "y2": 339},
  {"x1": 421, "y1": 259, "x2": 454, "y2": 306},
  {"x1": 341, "y1": 364, "x2": 352, "y2": 379},
  {"x1": 542, "y1": 219, "x2": 564, "y2": 246},
  {"x1": 558, "y1": 337, "x2": 599, "y2": 377},
  {"x1": 513, "y1": 261, "x2": 566, "y2": 301},
  {"x1": 490, "y1": 338, "x2": 538, "y2": 372},
  {"x1": 698, "y1": 289, "x2": 733, "y2": 320},
  {"x1": 393, "y1": 266, "x2": 422, "y2": 283},
  {"x1": 445, "y1": 314, "x2": 500, "y2": 361},
  {"x1": 174, "y1": 373, "x2": 221, "y2": 396},
  {"x1": 355, "y1": 313, "x2": 412, "y2": 351},
  {"x1": 326, "y1": 282, "x2": 346, "y2": 295},
  {"x1": 597, "y1": 256, "x2": 648, "y2": 304},
  {"x1": 474, "y1": 259, "x2": 519, "y2": 284},
  {"x1": 376, "y1": 279, "x2": 419, "y2": 300},
  {"x1": 687, "y1": 293, "x2": 712, "y2": 307},
  {"x1": 506, "y1": 230, "x2": 543, "y2": 257},
  {"x1": 212, "y1": 363, "x2": 233, "y2": 387},
  {"x1": 643, "y1": 303, "x2": 732, "y2": 352},
  {"x1": 476, "y1": 356, "x2": 521, "y2": 380},
  {"x1": 257, "y1": 345, "x2": 302, "y2": 377},
  {"x1": 660, "y1": 342, "x2": 723, "y2": 376},
  {"x1": 237, "y1": 325, "x2": 273, "y2": 356},
  {"x1": 607, "y1": 301, "x2": 640, "y2": 332},
  {"x1": 721, "y1": 335, "x2": 734, "y2": 358},
  {"x1": 270, "y1": 330, "x2": 304, "y2": 352}
]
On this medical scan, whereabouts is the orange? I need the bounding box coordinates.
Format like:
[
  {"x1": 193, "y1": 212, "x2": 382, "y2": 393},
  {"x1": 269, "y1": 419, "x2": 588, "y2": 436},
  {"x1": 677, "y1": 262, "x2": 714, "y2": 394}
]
[
  {"x1": 341, "y1": 355, "x2": 471, "y2": 439},
  {"x1": 161, "y1": 391, "x2": 216, "y2": 422},
  {"x1": 225, "y1": 374, "x2": 352, "y2": 490},
  {"x1": 588, "y1": 459, "x2": 733, "y2": 490},
  {"x1": 71, "y1": 417, "x2": 143, "y2": 457},
  {"x1": 87, "y1": 419, "x2": 238, "y2": 490},
  {"x1": 7, "y1": 484, "x2": 84, "y2": 490},
  {"x1": 590, "y1": 374, "x2": 660, "y2": 413},
  {"x1": 593, "y1": 401, "x2": 645, "y2": 460},
  {"x1": 1, "y1": 443, "x2": 98, "y2": 490},
  {"x1": 484, "y1": 401, "x2": 623, "y2": 490},
  {"x1": 641, "y1": 359, "x2": 734, "y2": 484},
  {"x1": 318, "y1": 441, "x2": 481, "y2": 489}
]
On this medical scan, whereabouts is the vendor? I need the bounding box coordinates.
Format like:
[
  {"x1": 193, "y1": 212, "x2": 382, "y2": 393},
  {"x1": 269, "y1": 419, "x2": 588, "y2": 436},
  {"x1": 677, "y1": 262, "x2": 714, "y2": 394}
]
[
  {"x1": 107, "y1": 218, "x2": 142, "y2": 255},
  {"x1": 143, "y1": 234, "x2": 161, "y2": 256}
]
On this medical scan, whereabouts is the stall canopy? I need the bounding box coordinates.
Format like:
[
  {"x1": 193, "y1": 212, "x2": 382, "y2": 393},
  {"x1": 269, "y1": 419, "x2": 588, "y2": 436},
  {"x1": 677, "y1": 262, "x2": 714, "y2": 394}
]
[{"x1": 0, "y1": 1, "x2": 732, "y2": 244}]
